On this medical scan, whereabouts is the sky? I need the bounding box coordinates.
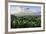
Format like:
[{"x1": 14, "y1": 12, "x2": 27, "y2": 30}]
[{"x1": 10, "y1": 5, "x2": 41, "y2": 15}]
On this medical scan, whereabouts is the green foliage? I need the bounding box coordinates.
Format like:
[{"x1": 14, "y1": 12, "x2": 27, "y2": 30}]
[{"x1": 11, "y1": 15, "x2": 41, "y2": 28}]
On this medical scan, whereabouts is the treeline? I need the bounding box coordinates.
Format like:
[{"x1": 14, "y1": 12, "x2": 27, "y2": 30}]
[{"x1": 11, "y1": 15, "x2": 41, "y2": 28}]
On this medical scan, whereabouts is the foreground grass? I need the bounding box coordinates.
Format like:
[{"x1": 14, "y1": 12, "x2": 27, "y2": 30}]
[{"x1": 11, "y1": 15, "x2": 41, "y2": 28}]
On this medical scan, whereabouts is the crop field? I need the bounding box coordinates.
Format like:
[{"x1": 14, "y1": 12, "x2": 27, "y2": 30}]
[{"x1": 11, "y1": 15, "x2": 41, "y2": 28}]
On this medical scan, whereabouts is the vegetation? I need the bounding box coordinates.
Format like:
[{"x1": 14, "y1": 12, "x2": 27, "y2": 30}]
[{"x1": 11, "y1": 15, "x2": 41, "y2": 28}]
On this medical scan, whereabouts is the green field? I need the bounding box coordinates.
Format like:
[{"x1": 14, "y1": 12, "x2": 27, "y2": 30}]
[{"x1": 11, "y1": 15, "x2": 41, "y2": 28}]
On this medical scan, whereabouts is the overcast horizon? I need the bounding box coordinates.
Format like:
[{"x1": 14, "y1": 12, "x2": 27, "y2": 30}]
[{"x1": 10, "y1": 5, "x2": 41, "y2": 16}]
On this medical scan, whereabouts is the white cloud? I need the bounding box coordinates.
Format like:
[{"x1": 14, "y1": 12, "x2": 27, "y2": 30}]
[
  {"x1": 10, "y1": 6, "x2": 41, "y2": 16},
  {"x1": 11, "y1": 6, "x2": 22, "y2": 14}
]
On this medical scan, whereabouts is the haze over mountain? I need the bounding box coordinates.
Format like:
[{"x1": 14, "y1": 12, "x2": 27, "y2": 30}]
[{"x1": 10, "y1": 5, "x2": 41, "y2": 16}]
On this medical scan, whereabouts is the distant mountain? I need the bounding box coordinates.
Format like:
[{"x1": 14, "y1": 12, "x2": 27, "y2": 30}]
[
  {"x1": 11, "y1": 6, "x2": 41, "y2": 16},
  {"x1": 11, "y1": 11, "x2": 41, "y2": 16}
]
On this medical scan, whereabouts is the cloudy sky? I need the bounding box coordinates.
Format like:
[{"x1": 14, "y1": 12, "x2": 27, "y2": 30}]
[{"x1": 10, "y1": 5, "x2": 41, "y2": 15}]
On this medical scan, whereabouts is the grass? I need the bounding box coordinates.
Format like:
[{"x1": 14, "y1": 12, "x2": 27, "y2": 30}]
[{"x1": 11, "y1": 15, "x2": 41, "y2": 28}]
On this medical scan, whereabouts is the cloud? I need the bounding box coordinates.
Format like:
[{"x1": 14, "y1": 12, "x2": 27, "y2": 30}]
[
  {"x1": 10, "y1": 6, "x2": 41, "y2": 16},
  {"x1": 11, "y1": 6, "x2": 22, "y2": 14}
]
